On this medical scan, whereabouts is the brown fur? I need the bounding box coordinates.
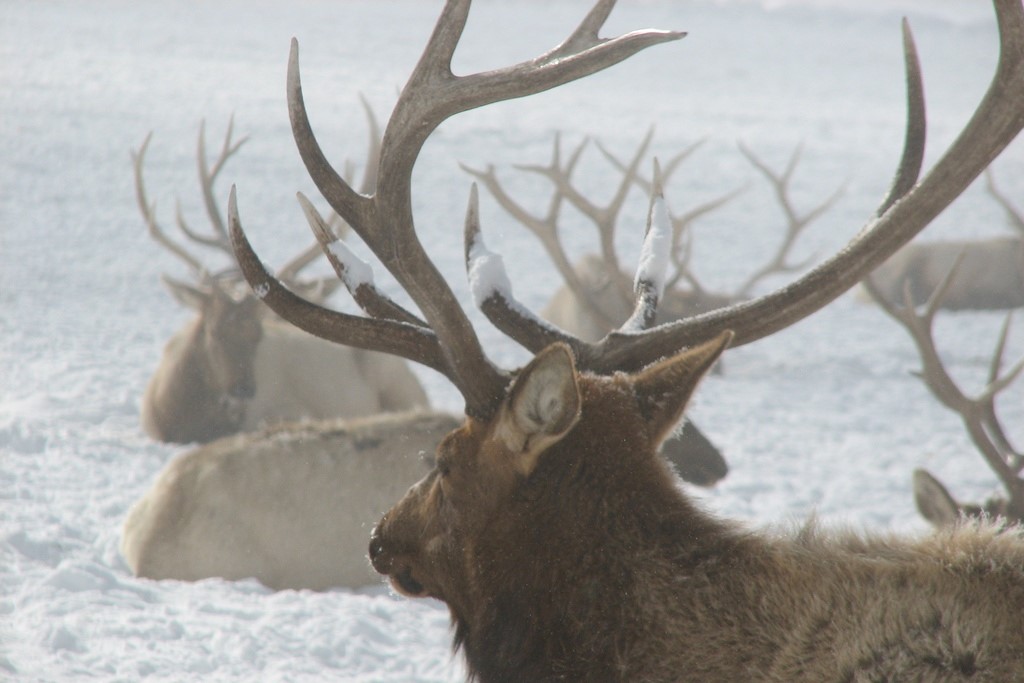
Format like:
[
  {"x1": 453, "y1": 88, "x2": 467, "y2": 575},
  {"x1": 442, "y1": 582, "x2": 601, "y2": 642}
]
[
  {"x1": 370, "y1": 335, "x2": 1024, "y2": 682},
  {"x1": 542, "y1": 254, "x2": 731, "y2": 487}
]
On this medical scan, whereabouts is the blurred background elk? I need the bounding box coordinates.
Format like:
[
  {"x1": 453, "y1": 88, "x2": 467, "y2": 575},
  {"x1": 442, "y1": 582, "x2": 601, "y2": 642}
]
[
  {"x1": 226, "y1": 0, "x2": 1024, "y2": 679},
  {"x1": 133, "y1": 117, "x2": 429, "y2": 444},
  {"x1": 864, "y1": 258, "x2": 1024, "y2": 528},
  {"x1": 465, "y1": 134, "x2": 840, "y2": 486},
  {"x1": 863, "y1": 169, "x2": 1024, "y2": 310},
  {"x1": 122, "y1": 410, "x2": 460, "y2": 590}
]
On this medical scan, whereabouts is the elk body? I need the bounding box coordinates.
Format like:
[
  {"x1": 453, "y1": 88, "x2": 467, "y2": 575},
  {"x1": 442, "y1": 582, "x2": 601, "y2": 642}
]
[
  {"x1": 225, "y1": 0, "x2": 1024, "y2": 679},
  {"x1": 123, "y1": 410, "x2": 460, "y2": 590},
  {"x1": 865, "y1": 236, "x2": 1024, "y2": 310}
]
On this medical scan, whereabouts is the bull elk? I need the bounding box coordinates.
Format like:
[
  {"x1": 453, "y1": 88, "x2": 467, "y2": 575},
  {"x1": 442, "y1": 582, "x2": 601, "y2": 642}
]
[
  {"x1": 228, "y1": 0, "x2": 1024, "y2": 680},
  {"x1": 133, "y1": 119, "x2": 429, "y2": 444},
  {"x1": 122, "y1": 411, "x2": 460, "y2": 590},
  {"x1": 864, "y1": 257, "x2": 1024, "y2": 528},
  {"x1": 863, "y1": 169, "x2": 1024, "y2": 310}
]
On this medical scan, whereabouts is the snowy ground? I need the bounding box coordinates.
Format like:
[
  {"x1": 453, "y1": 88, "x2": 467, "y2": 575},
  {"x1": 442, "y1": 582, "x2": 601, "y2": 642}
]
[{"x1": 2, "y1": 0, "x2": 1023, "y2": 680}]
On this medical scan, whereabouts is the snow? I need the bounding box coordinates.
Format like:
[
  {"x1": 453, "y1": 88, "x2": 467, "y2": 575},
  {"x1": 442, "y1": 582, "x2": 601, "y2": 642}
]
[
  {"x1": 328, "y1": 241, "x2": 376, "y2": 291},
  {"x1": 465, "y1": 218, "x2": 514, "y2": 311},
  {"x1": 2, "y1": 0, "x2": 1022, "y2": 681},
  {"x1": 626, "y1": 193, "x2": 672, "y2": 331}
]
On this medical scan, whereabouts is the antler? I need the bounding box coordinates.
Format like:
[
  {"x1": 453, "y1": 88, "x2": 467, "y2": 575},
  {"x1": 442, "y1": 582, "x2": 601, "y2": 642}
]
[
  {"x1": 467, "y1": 131, "x2": 744, "y2": 326},
  {"x1": 865, "y1": 258, "x2": 1024, "y2": 517},
  {"x1": 985, "y1": 167, "x2": 1024, "y2": 236},
  {"x1": 461, "y1": 134, "x2": 623, "y2": 331},
  {"x1": 230, "y1": 0, "x2": 685, "y2": 419},
  {"x1": 134, "y1": 118, "x2": 368, "y2": 302},
  {"x1": 231, "y1": 0, "x2": 1024, "y2": 420},
  {"x1": 732, "y1": 143, "x2": 844, "y2": 298},
  {"x1": 466, "y1": 5, "x2": 1024, "y2": 375}
]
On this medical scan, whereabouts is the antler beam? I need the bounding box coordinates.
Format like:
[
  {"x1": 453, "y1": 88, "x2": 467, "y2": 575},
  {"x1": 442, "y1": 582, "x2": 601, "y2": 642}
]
[{"x1": 231, "y1": 0, "x2": 685, "y2": 418}]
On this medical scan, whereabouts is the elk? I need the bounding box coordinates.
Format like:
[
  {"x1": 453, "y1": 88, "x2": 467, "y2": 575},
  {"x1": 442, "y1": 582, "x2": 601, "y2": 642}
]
[
  {"x1": 227, "y1": 0, "x2": 1024, "y2": 680},
  {"x1": 863, "y1": 170, "x2": 1024, "y2": 310},
  {"x1": 864, "y1": 257, "x2": 1024, "y2": 528},
  {"x1": 122, "y1": 410, "x2": 461, "y2": 590},
  {"x1": 134, "y1": 119, "x2": 429, "y2": 443},
  {"x1": 466, "y1": 134, "x2": 841, "y2": 486}
]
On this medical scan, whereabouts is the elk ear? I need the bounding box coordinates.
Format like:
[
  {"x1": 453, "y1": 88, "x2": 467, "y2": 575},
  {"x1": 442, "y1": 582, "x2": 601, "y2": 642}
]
[
  {"x1": 632, "y1": 330, "x2": 732, "y2": 447},
  {"x1": 498, "y1": 343, "x2": 581, "y2": 476},
  {"x1": 912, "y1": 468, "x2": 961, "y2": 527}
]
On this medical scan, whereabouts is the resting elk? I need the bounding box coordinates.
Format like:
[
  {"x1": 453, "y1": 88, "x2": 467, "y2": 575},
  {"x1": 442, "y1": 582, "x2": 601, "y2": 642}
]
[
  {"x1": 466, "y1": 134, "x2": 841, "y2": 486},
  {"x1": 228, "y1": 0, "x2": 1024, "y2": 680},
  {"x1": 864, "y1": 257, "x2": 1024, "y2": 528},
  {"x1": 133, "y1": 119, "x2": 429, "y2": 443},
  {"x1": 863, "y1": 170, "x2": 1024, "y2": 310},
  {"x1": 121, "y1": 410, "x2": 460, "y2": 590}
]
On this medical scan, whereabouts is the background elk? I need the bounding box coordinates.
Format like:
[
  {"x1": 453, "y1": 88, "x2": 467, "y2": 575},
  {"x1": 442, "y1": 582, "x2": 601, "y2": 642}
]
[
  {"x1": 863, "y1": 258, "x2": 1024, "y2": 528},
  {"x1": 226, "y1": 0, "x2": 1024, "y2": 680},
  {"x1": 863, "y1": 170, "x2": 1024, "y2": 310},
  {"x1": 467, "y1": 133, "x2": 840, "y2": 486},
  {"x1": 122, "y1": 410, "x2": 460, "y2": 590},
  {"x1": 133, "y1": 118, "x2": 429, "y2": 443}
]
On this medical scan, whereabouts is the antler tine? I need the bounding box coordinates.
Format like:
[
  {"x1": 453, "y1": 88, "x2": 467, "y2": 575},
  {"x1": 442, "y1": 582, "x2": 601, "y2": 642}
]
[
  {"x1": 464, "y1": 184, "x2": 587, "y2": 358},
  {"x1": 297, "y1": 193, "x2": 427, "y2": 327},
  {"x1": 597, "y1": 135, "x2": 706, "y2": 197},
  {"x1": 596, "y1": 134, "x2": 744, "y2": 297},
  {"x1": 357, "y1": 94, "x2": 382, "y2": 196},
  {"x1": 577, "y1": 3, "x2": 1024, "y2": 375},
  {"x1": 240, "y1": 0, "x2": 683, "y2": 418},
  {"x1": 462, "y1": 135, "x2": 620, "y2": 331},
  {"x1": 879, "y1": 18, "x2": 926, "y2": 216},
  {"x1": 274, "y1": 101, "x2": 382, "y2": 298},
  {"x1": 733, "y1": 142, "x2": 844, "y2": 297},
  {"x1": 510, "y1": 128, "x2": 656, "y2": 320},
  {"x1": 663, "y1": 184, "x2": 748, "y2": 293},
  {"x1": 621, "y1": 160, "x2": 670, "y2": 332},
  {"x1": 191, "y1": 118, "x2": 249, "y2": 252},
  {"x1": 132, "y1": 132, "x2": 206, "y2": 276},
  {"x1": 229, "y1": 187, "x2": 450, "y2": 375},
  {"x1": 984, "y1": 168, "x2": 1024, "y2": 235},
  {"x1": 985, "y1": 311, "x2": 1024, "y2": 472}
]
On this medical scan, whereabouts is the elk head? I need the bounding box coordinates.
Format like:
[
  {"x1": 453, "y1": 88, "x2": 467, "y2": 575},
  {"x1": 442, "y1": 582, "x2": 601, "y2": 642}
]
[
  {"x1": 368, "y1": 332, "x2": 729, "y2": 604},
  {"x1": 167, "y1": 278, "x2": 264, "y2": 405},
  {"x1": 227, "y1": 0, "x2": 1024, "y2": 677}
]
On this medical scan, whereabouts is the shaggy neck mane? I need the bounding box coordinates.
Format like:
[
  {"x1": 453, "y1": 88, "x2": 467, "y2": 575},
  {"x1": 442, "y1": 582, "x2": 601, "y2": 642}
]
[{"x1": 451, "y1": 374, "x2": 746, "y2": 682}]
